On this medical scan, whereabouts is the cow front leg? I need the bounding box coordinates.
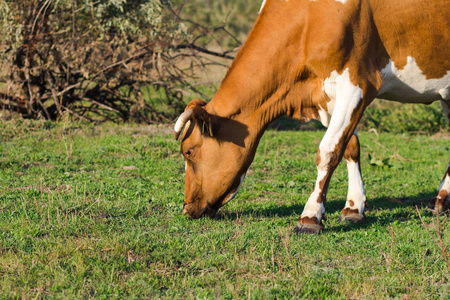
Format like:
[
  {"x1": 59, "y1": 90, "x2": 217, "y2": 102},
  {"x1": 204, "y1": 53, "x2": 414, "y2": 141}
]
[
  {"x1": 294, "y1": 131, "x2": 357, "y2": 234},
  {"x1": 293, "y1": 150, "x2": 329, "y2": 234},
  {"x1": 294, "y1": 69, "x2": 368, "y2": 234},
  {"x1": 339, "y1": 131, "x2": 367, "y2": 223}
]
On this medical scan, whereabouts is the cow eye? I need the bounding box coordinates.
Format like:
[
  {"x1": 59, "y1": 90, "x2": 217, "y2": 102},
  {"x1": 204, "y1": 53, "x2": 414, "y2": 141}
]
[{"x1": 184, "y1": 147, "x2": 195, "y2": 158}]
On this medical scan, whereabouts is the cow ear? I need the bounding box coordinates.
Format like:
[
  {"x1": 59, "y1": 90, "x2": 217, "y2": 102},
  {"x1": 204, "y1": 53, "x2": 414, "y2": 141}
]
[
  {"x1": 174, "y1": 99, "x2": 218, "y2": 140},
  {"x1": 193, "y1": 106, "x2": 218, "y2": 138},
  {"x1": 185, "y1": 98, "x2": 207, "y2": 111},
  {"x1": 190, "y1": 100, "x2": 218, "y2": 138}
]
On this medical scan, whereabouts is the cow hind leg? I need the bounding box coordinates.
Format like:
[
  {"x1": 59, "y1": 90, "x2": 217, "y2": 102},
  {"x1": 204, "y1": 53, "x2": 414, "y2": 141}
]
[
  {"x1": 429, "y1": 100, "x2": 450, "y2": 213},
  {"x1": 339, "y1": 130, "x2": 367, "y2": 223},
  {"x1": 430, "y1": 162, "x2": 450, "y2": 214}
]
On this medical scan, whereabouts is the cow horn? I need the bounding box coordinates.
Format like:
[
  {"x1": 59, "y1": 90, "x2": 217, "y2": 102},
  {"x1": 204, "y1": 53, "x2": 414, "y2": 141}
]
[{"x1": 174, "y1": 109, "x2": 194, "y2": 140}]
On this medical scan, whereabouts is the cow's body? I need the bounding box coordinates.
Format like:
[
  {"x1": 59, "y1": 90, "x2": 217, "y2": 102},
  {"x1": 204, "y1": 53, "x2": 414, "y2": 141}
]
[{"x1": 175, "y1": 0, "x2": 450, "y2": 233}]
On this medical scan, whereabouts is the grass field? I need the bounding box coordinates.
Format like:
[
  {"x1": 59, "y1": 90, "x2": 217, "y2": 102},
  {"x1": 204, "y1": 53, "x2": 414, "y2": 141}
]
[{"x1": 0, "y1": 120, "x2": 449, "y2": 299}]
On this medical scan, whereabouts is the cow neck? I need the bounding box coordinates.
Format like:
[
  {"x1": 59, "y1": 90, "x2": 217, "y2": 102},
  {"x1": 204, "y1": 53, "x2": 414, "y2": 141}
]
[
  {"x1": 208, "y1": 73, "x2": 291, "y2": 142},
  {"x1": 206, "y1": 7, "x2": 320, "y2": 145},
  {"x1": 207, "y1": 55, "x2": 324, "y2": 142},
  {"x1": 210, "y1": 80, "x2": 321, "y2": 136}
]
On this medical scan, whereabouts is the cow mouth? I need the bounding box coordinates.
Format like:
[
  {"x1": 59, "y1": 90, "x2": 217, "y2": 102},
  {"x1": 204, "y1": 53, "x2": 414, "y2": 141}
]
[
  {"x1": 182, "y1": 203, "x2": 219, "y2": 219},
  {"x1": 183, "y1": 174, "x2": 246, "y2": 219}
]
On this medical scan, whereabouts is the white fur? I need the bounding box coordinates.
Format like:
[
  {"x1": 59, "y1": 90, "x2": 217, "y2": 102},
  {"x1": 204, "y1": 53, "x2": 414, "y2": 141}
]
[
  {"x1": 439, "y1": 163, "x2": 450, "y2": 192},
  {"x1": 260, "y1": 0, "x2": 292, "y2": 13},
  {"x1": 224, "y1": 173, "x2": 246, "y2": 204},
  {"x1": 301, "y1": 68, "x2": 363, "y2": 222},
  {"x1": 344, "y1": 160, "x2": 366, "y2": 214},
  {"x1": 300, "y1": 169, "x2": 326, "y2": 219},
  {"x1": 259, "y1": 0, "x2": 267, "y2": 13},
  {"x1": 320, "y1": 69, "x2": 362, "y2": 157},
  {"x1": 378, "y1": 57, "x2": 450, "y2": 103},
  {"x1": 322, "y1": 72, "x2": 338, "y2": 100},
  {"x1": 318, "y1": 108, "x2": 331, "y2": 127},
  {"x1": 320, "y1": 75, "x2": 338, "y2": 127}
]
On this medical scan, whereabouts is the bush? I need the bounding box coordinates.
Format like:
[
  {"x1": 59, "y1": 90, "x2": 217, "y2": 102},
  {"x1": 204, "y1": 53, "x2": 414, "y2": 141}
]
[
  {"x1": 1, "y1": 0, "x2": 448, "y2": 133},
  {"x1": 0, "y1": 0, "x2": 237, "y2": 122},
  {"x1": 360, "y1": 100, "x2": 449, "y2": 134}
]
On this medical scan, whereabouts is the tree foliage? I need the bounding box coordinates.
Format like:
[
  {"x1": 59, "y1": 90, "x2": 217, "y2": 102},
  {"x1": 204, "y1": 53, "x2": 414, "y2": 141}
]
[{"x1": 0, "y1": 0, "x2": 237, "y2": 122}]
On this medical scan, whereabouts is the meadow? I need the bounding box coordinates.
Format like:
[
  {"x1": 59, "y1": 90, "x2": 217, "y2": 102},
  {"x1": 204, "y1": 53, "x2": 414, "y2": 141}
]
[{"x1": 0, "y1": 119, "x2": 449, "y2": 299}]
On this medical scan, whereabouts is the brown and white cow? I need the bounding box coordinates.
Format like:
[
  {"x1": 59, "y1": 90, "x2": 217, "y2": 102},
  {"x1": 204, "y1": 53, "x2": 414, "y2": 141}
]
[{"x1": 174, "y1": 0, "x2": 450, "y2": 233}]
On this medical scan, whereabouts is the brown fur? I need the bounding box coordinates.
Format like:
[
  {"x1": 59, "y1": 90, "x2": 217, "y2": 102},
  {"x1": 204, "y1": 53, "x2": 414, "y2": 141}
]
[
  {"x1": 342, "y1": 207, "x2": 360, "y2": 215},
  {"x1": 298, "y1": 216, "x2": 324, "y2": 227},
  {"x1": 437, "y1": 190, "x2": 449, "y2": 204},
  {"x1": 344, "y1": 134, "x2": 360, "y2": 163},
  {"x1": 178, "y1": 0, "x2": 449, "y2": 220}
]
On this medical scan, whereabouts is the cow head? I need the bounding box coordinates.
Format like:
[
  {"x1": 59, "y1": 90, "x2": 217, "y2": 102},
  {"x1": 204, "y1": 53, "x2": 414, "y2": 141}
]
[{"x1": 174, "y1": 99, "x2": 251, "y2": 219}]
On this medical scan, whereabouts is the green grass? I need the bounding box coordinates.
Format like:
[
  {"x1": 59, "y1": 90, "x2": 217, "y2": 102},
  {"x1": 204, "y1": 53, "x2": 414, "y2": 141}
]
[
  {"x1": 0, "y1": 120, "x2": 449, "y2": 299},
  {"x1": 360, "y1": 100, "x2": 449, "y2": 134}
]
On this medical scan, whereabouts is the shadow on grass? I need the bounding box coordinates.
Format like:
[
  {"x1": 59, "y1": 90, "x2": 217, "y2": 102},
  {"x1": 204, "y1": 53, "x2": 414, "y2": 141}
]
[
  {"x1": 218, "y1": 190, "x2": 437, "y2": 230},
  {"x1": 268, "y1": 116, "x2": 325, "y2": 131}
]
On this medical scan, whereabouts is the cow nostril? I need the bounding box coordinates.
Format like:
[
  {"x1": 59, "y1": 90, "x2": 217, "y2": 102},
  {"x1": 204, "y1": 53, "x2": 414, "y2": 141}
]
[
  {"x1": 182, "y1": 203, "x2": 209, "y2": 219},
  {"x1": 182, "y1": 204, "x2": 196, "y2": 219}
]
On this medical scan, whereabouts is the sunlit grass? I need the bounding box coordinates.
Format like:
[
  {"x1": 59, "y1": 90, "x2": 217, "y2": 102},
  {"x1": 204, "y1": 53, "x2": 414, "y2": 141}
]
[{"x1": 0, "y1": 120, "x2": 449, "y2": 298}]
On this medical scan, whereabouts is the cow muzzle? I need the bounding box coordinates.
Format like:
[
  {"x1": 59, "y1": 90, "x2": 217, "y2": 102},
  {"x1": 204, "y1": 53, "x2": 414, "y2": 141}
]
[{"x1": 182, "y1": 203, "x2": 218, "y2": 219}]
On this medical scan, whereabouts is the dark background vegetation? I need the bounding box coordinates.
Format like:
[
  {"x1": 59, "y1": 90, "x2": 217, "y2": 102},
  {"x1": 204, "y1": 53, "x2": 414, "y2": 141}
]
[{"x1": 0, "y1": 0, "x2": 448, "y2": 132}]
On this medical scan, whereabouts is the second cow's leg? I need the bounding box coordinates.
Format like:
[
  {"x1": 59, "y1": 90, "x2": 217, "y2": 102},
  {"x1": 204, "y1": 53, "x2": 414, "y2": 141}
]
[
  {"x1": 430, "y1": 163, "x2": 450, "y2": 213},
  {"x1": 429, "y1": 100, "x2": 450, "y2": 213},
  {"x1": 339, "y1": 130, "x2": 367, "y2": 223}
]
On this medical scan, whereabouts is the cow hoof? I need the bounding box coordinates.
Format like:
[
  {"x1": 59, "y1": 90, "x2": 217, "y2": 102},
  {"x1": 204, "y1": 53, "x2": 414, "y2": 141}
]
[
  {"x1": 338, "y1": 213, "x2": 365, "y2": 224},
  {"x1": 426, "y1": 205, "x2": 449, "y2": 215},
  {"x1": 427, "y1": 197, "x2": 450, "y2": 215},
  {"x1": 293, "y1": 223, "x2": 323, "y2": 235}
]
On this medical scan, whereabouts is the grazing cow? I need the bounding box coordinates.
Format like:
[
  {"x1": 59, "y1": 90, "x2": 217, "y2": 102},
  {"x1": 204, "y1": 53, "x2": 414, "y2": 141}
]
[{"x1": 174, "y1": 0, "x2": 450, "y2": 233}]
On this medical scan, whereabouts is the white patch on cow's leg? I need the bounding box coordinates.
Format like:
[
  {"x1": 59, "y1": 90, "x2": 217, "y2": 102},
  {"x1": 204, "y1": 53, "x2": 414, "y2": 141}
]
[
  {"x1": 431, "y1": 101, "x2": 450, "y2": 212},
  {"x1": 344, "y1": 160, "x2": 366, "y2": 213},
  {"x1": 341, "y1": 131, "x2": 366, "y2": 220},
  {"x1": 300, "y1": 169, "x2": 326, "y2": 220},
  {"x1": 224, "y1": 173, "x2": 246, "y2": 204},
  {"x1": 439, "y1": 163, "x2": 450, "y2": 191},
  {"x1": 297, "y1": 68, "x2": 364, "y2": 232},
  {"x1": 432, "y1": 163, "x2": 450, "y2": 213},
  {"x1": 320, "y1": 69, "x2": 362, "y2": 153}
]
